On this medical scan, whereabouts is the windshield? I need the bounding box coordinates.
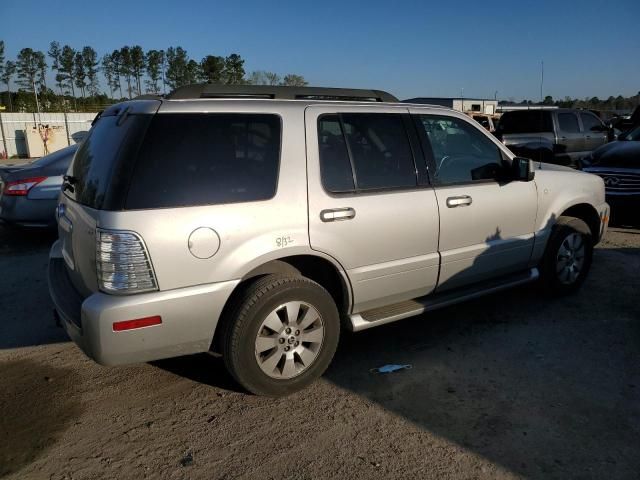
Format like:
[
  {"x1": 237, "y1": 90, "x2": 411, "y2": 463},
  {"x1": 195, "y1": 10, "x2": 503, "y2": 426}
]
[
  {"x1": 497, "y1": 111, "x2": 553, "y2": 134},
  {"x1": 621, "y1": 125, "x2": 640, "y2": 141},
  {"x1": 65, "y1": 113, "x2": 152, "y2": 210}
]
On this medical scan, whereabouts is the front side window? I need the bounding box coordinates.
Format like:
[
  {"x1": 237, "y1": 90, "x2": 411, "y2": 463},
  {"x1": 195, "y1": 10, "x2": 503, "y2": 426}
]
[
  {"x1": 317, "y1": 113, "x2": 417, "y2": 192},
  {"x1": 557, "y1": 112, "x2": 580, "y2": 133},
  {"x1": 418, "y1": 115, "x2": 503, "y2": 185},
  {"x1": 125, "y1": 113, "x2": 281, "y2": 209},
  {"x1": 580, "y1": 113, "x2": 602, "y2": 132}
]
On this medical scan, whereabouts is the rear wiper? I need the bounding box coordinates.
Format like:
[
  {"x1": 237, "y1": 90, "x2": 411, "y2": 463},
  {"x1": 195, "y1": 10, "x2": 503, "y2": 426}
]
[
  {"x1": 62, "y1": 175, "x2": 78, "y2": 193},
  {"x1": 91, "y1": 110, "x2": 103, "y2": 127}
]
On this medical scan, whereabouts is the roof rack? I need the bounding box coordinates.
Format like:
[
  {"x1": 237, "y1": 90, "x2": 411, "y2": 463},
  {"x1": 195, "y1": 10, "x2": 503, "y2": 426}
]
[{"x1": 167, "y1": 84, "x2": 399, "y2": 103}]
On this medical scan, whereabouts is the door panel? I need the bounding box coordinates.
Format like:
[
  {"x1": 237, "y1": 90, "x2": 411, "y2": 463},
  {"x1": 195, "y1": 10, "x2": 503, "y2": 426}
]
[
  {"x1": 580, "y1": 112, "x2": 608, "y2": 152},
  {"x1": 434, "y1": 182, "x2": 537, "y2": 290},
  {"x1": 305, "y1": 106, "x2": 440, "y2": 313},
  {"x1": 409, "y1": 108, "x2": 538, "y2": 291},
  {"x1": 555, "y1": 111, "x2": 584, "y2": 158}
]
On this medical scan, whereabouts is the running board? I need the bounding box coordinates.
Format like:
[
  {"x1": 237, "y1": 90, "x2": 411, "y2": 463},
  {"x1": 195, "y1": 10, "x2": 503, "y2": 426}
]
[{"x1": 349, "y1": 268, "x2": 539, "y2": 332}]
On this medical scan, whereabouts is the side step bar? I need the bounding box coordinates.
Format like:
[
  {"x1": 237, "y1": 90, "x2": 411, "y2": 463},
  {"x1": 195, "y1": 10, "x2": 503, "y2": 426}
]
[{"x1": 349, "y1": 268, "x2": 539, "y2": 332}]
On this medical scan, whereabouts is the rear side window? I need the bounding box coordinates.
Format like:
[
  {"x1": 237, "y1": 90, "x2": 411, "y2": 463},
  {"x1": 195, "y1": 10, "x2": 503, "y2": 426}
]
[
  {"x1": 317, "y1": 113, "x2": 417, "y2": 192},
  {"x1": 318, "y1": 115, "x2": 355, "y2": 192},
  {"x1": 557, "y1": 112, "x2": 580, "y2": 133},
  {"x1": 125, "y1": 114, "x2": 281, "y2": 209},
  {"x1": 498, "y1": 111, "x2": 553, "y2": 134}
]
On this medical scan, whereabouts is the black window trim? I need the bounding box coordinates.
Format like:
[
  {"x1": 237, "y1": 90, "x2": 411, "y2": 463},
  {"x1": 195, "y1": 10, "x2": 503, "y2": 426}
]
[
  {"x1": 555, "y1": 111, "x2": 581, "y2": 134},
  {"x1": 316, "y1": 112, "x2": 429, "y2": 197},
  {"x1": 122, "y1": 111, "x2": 284, "y2": 211},
  {"x1": 413, "y1": 113, "x2": 509, "y2": 188}
]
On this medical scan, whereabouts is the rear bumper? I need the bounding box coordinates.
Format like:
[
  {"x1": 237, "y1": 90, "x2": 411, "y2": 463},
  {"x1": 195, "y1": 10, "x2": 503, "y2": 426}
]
[
  {"x1": 48, "y1": 240, "x2": 239, "y2": 366},
  {"x1": 0, "y1": 195, "x2": 57, "y2": 227}
]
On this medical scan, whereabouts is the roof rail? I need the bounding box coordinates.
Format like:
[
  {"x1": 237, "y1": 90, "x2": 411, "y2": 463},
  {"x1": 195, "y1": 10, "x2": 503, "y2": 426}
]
[{"x1": 166, "y1": 84, "x2": 399, "y2": 102}]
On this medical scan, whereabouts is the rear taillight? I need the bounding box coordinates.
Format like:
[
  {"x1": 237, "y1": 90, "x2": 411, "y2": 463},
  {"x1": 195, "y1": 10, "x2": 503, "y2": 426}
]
[
  {"x1": 3, "y1": 176, "x2": 47, "y2": 196},
  {"x1": 96, "y1": 229, "x2": 158, "y2": 295}
]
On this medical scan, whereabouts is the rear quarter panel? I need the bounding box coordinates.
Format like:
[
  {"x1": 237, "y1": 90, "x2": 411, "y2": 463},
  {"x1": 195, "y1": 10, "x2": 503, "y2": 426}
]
[{"x1": 97, "y1": 102, "x2": 315, "y2": 292}]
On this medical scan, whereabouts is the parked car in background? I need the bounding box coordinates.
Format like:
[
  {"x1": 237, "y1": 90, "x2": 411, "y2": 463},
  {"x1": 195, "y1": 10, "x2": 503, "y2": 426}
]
[
  {"x1": 608, "y1": 105, "x2": 640, "y2": 133},
  {"x1": 582, "y1": 125, "x2": 640, "y2": 221},
  {"x1": 466, "y1": 112, "x2": 500, "y2": 132},
  {"x1": 49, "y1": 85, "x2": 608, "y2": 397},
  {"x1": 0, "y1": 144, "x2": 78, "y2": 228},
  {"x1": 496, "y1": 109, "x2": 610, "y2": 167}
]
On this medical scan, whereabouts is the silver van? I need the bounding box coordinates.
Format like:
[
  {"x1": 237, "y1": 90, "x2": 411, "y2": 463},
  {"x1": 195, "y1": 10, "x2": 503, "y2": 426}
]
[{"x1": 49, "y1": 85, "x2": 609, "y2": 396}]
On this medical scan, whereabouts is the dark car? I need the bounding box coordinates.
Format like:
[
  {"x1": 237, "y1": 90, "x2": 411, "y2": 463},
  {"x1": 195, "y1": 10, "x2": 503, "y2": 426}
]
[
  {"x1": 608, "y1": 106, "x2": 640, "y2": 134},
  {"x1": 496, "y1": 109, "x2": 611, "y2": 168},
  {"x1": 582, "y1": 125, "x2": 640, "y2": 221},
  {"x1": 0, "y1": 144, "x2": 78, "y2": 228}
]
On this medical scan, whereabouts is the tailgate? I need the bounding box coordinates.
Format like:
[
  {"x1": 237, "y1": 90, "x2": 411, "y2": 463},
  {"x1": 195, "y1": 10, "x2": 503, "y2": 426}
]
[
  {"x1": 57, "y1": 195, "x2": 100, "y2": 297},
  {"x1": 56, "y1": 99, "x2": 160, "y2": 297}
]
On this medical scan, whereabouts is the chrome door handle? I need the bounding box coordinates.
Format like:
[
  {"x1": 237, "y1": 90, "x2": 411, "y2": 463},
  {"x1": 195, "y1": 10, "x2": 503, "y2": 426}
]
[
  {"x1": 320, "y1": 207, "x2": 356, "y2": 222},
  {"x1": 446, "y1": 195, "x2": 472, "y2": 208}
]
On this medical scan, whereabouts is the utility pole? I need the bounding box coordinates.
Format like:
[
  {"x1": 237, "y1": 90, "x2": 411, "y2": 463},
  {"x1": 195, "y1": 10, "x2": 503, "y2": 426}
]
[
  {"x1": 33, "y1": 78, "x2": 41, "y2": 126},
  {"x1": 540, "y1": 60, "x2": 544, "y2": 103}
]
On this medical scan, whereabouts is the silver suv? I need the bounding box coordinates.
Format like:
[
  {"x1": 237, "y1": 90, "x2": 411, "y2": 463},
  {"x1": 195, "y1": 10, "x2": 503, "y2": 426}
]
[{"x1": 49, "y1": 85, "x2": 610, "y2": 396}]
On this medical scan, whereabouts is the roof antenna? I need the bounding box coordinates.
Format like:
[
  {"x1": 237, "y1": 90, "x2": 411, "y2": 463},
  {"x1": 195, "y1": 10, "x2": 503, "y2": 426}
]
[{"x1": 539, "y1": 60, "x2": 544, "y2": 170}]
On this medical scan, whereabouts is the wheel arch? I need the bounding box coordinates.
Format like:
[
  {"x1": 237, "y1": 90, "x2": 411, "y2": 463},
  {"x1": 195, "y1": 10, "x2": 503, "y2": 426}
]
[
  {"x1": 211, "y1": 253, "x2": 352, "y2": 353},
  {"x1": 559, "y1": 203, "x2": 601, "y2": 241}
]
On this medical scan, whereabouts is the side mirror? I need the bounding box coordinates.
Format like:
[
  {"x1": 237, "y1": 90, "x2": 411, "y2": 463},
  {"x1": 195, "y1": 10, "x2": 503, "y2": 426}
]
[{"x1": 511, "y1": 157, "x2": 535, "y2": 181}]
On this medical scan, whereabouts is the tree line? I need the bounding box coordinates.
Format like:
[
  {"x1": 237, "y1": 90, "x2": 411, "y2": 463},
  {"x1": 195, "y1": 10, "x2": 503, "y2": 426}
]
[
  {"x1": 0, "y1": 40, "x2": 308, "y2": 112},
  {"x1": 500, "y1": 93, "x2": 640, "y2": 112}
]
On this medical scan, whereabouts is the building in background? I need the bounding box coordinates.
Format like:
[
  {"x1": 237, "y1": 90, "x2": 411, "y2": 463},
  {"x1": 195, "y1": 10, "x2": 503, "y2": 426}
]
[{"x1": 404, "y1": 97, "x2": 498, "y2": 115}]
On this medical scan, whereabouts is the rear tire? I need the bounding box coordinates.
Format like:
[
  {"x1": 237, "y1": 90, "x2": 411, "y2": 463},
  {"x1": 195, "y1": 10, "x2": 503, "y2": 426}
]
[
  {"x1": 221, "y1": 274, "x2": 340, "y2": 396},
  {"x1": 540, "y1": 216, "x2": 593, "y2": 294}
]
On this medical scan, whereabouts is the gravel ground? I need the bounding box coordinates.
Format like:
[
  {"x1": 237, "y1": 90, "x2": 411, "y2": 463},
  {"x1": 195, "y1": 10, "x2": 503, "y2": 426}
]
[{"x1": 0, "y1": 224, "x2": 638, "y2": 480}]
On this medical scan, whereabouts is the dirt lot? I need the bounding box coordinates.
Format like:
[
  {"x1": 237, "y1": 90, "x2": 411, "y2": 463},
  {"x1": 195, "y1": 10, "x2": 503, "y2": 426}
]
[{"x1": 1, "y1": 224, "x2": 639, "y2": 480}]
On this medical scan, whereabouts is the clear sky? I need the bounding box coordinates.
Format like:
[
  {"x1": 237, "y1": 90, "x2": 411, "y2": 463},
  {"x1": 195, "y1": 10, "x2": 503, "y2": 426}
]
[{"x1": 1, "y1": 0, "x2": 638, "y2": 101}]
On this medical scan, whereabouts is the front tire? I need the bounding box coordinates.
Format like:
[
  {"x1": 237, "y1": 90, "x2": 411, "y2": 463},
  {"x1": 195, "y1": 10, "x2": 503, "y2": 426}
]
[
  {"x1": 540, "y1": 216, "x2": 593, "y2": 294},
  {"x1": 221, "y1": 274, "x2": 340, "y2": 396}
]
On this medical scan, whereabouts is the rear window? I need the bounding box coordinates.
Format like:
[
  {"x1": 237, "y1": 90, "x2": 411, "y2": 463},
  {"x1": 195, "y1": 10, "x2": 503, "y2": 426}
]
[
  {"x1": 125, "y1": 114, "x2": 281, "y2": 209},
  {"x1": 498, "y1": 111, "x2": 553, "y2": 134},
  {"x1": 67, "y1": 114, "x2": 151, "y2": 209}
]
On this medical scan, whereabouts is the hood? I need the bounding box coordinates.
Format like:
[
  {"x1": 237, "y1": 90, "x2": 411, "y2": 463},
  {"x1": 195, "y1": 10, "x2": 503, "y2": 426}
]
[
  {"x1": 590, "y1": 141, "x2": 640, "y2": 168},
  {"x1": 535, "y1": 162, "x2": 578, "y2": 173}
]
